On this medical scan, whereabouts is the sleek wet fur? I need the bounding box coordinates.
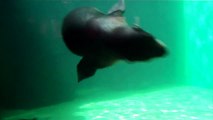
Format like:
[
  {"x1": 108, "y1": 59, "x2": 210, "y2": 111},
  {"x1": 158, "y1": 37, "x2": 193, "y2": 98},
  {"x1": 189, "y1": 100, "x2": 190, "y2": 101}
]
[{"x1": 62, "y1": 0, "x2": 167, "y2": 82}]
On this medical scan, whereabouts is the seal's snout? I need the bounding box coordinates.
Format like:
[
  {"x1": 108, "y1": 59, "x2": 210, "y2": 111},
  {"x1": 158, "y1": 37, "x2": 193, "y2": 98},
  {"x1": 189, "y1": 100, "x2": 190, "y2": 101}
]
[
  {"x1": 156, "y1": 45, "x2": 167, "y2": 57},
  {"x1": 155, "y1": 39, "x2": 168, "y2": 57}
]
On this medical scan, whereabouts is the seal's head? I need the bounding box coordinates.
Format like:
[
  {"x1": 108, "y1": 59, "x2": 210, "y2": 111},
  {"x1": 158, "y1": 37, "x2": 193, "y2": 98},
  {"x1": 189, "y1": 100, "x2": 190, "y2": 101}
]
[{"x1": 108, "y1": 25, "x2": 167, "y2": 61}]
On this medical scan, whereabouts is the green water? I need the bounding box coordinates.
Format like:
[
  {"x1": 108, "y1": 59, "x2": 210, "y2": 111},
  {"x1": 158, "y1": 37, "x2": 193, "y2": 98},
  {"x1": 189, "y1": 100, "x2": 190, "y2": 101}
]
[{"x1": 0, "y1": 0, "x2": 212, "y2": 120}]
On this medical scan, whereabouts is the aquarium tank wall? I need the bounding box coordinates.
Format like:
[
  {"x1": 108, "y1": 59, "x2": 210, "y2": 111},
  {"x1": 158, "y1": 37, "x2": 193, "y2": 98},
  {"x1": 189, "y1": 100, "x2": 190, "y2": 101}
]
[
  {"x1": 0, "y1": 0, "x2": 212, "y2": 120},
  {"x1": 184, "y1": 1, "x2": 213, "y2": 88}
]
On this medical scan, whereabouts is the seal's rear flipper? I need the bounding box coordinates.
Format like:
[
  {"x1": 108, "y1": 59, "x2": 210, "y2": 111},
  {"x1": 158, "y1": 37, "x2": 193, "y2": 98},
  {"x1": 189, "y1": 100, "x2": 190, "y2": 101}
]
[
  {"x1": 77, "y1": 57, "x2": 97, "y2": 82},
  {"x1": 108, "y1": 0, "x2": 125, "y2": 15}
]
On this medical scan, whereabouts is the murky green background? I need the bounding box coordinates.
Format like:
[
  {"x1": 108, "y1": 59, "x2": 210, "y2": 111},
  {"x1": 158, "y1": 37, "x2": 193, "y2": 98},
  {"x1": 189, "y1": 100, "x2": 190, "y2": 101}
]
[{"x1": 0, "y1": 0, "x2": 212, "y2": 120}]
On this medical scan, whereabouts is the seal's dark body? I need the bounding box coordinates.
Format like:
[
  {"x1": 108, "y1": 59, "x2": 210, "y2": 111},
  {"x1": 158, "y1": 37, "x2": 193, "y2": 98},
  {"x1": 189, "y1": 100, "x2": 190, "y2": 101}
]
[
  {"x1": 62, "y1": 4, "x2": 167, "y2": 82},
  {"x1": 62, "y1": 7, "x2": 106, "y2": 56}
]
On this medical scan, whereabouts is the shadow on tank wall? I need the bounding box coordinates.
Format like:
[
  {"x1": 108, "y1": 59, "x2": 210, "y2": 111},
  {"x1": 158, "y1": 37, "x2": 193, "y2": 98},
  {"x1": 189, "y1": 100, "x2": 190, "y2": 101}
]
[{"x1": 0, "y1": 1, "x2": 79, "y2": 109}]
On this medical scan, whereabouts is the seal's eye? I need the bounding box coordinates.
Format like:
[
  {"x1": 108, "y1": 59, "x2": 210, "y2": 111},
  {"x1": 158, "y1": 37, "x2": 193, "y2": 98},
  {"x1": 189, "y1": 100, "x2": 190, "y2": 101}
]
[
  {"x1": 132, "y1": 25, "x2": 152, "y2": 37},
  {"x1": 132, "y1": 25, "x2": 143, "y2": 31}
]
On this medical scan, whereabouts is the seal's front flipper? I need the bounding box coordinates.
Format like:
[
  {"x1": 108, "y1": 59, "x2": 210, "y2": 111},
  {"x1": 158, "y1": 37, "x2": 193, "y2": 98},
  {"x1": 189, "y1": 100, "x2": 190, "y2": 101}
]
[
  {"x1": 108, "y1": 0, "x2": 125, "y2": 15},
  {"x1": 77, "y1": 57, "x2": 97, "y2": 82}
]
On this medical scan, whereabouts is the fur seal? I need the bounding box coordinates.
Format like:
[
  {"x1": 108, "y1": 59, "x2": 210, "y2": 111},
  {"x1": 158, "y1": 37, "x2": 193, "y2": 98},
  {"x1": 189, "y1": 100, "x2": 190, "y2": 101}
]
[{"x1": 62, "y1": 0, "x2": 167, "y2": 82}]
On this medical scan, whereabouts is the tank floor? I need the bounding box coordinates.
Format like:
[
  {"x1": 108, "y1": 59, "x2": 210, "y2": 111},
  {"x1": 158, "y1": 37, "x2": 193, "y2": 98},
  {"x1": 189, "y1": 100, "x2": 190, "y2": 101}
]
[{"x1": 2, "y1": 86, "x2": 213, "y2": 120}]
